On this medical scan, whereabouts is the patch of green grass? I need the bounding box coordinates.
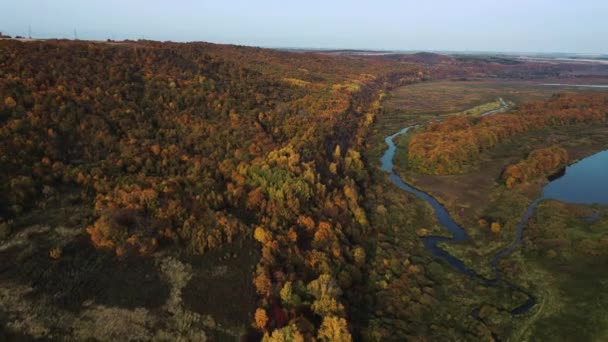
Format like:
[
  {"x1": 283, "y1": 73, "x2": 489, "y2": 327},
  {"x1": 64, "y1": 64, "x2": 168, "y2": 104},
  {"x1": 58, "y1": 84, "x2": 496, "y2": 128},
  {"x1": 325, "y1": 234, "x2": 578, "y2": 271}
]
[
  {"x1": 516, "y1": 202, "x2": 608, "y2": 341},
  {"x1": 449, "y1": 100, "x2": 504, "y2": 117}
]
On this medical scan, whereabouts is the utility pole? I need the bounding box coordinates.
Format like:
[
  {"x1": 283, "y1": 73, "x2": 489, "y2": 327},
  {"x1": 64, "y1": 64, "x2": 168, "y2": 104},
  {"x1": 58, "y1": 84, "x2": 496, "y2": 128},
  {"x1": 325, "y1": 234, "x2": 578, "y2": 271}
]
[
  {"x1": 74, "y1": 28, "x2": 78, "y2": 40},
  {"x1": 28, "y1": 24, "x2": 31, "y2": 39}
]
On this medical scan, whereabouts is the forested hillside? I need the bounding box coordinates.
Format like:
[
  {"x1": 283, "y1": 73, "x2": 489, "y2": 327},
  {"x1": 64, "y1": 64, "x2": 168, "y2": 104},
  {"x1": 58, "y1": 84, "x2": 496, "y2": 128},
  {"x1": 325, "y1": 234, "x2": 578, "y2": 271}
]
[
  {"x1": 2, "y1": 39, "x2": 605, "y2": 340},
  {"x1": 0, "y1": 40, "x2": 430, "y2": 340}
]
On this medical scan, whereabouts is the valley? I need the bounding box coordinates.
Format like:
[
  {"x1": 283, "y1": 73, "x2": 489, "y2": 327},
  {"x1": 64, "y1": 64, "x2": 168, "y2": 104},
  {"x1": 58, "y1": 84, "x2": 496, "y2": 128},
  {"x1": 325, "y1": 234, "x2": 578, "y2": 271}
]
[
  {"x1": 1, "y1": 39, "x2": 608, "y2": 341},
  {"x1": 377, "y1": 79, "x2": 608, "y2": 340}
]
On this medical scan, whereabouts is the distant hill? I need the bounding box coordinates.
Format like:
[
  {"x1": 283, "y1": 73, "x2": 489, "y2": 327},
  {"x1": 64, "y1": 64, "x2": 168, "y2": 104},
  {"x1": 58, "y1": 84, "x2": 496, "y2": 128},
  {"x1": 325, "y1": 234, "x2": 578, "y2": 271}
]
[{"x1": 408, "y1": 52, "x2": 454, "y2": 63}]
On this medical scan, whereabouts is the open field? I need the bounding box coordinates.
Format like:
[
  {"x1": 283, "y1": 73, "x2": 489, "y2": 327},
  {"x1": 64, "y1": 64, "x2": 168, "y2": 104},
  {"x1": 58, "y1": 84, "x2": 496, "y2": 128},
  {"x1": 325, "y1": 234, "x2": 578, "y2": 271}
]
[
  {"x1": 0, "y1": 188, "x2": 258, "y2": 340},
  {"x1": 370, "y1": 78, "x2": 608, "y2": 172},
  {"x1": 517, "y1": 202, "x2": 608, "y2": 341},
  {"x1": 385, "y1": 79, "x2": 608, "y2": 115}
]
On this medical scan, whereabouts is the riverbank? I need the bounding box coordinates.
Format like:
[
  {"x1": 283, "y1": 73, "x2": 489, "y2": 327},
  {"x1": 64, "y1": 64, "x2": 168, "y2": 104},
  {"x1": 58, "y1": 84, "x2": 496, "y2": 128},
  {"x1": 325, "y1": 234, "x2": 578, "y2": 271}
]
[
  {"x1": 384, "y1": 121, "x2": 608, "y2": 341},
  {"x1": 372, "y1": 79, "x2": 608, "y2": 340},
  {"x1": 517, "y1": 201, "x2": 608, "y2": 340},
  {"x1": 393, "y1": 123, "x2": 608, "y2": 274}
]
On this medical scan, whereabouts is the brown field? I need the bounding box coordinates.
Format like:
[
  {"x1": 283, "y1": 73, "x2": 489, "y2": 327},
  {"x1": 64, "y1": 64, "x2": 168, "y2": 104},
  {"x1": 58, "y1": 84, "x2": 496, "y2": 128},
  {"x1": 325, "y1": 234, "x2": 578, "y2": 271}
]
[
  {"x1": 0, "y1": 189, "x2": 258, "y2": 340},
  {"x1": 384, "y1": 78, "x2": 608, "y2": 116}
]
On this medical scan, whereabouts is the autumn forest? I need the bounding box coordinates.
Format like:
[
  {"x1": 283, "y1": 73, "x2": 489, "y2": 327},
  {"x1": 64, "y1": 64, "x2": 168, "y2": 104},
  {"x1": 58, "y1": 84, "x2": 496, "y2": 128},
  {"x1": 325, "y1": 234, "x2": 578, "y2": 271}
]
[{"x1": 1, "y1": 38, "x2": 608, "y2": 341}]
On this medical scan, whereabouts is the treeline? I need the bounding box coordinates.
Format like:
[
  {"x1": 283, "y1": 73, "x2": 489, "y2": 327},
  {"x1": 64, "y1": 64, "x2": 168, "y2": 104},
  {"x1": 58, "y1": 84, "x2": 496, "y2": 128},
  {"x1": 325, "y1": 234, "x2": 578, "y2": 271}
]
[
  {"x1": 503, "y1": 146, "x2": 569, "y2": 188},
  {"x1": 408, "y1": 93, "x2": 608, "y2": 175}
]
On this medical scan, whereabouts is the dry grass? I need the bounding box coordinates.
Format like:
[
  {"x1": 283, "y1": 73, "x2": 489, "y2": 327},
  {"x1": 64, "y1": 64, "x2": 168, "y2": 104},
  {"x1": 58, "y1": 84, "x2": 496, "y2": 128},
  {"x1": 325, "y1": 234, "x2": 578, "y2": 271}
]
[
  {"x1": 384, "y1": 79, "x2": 608, "y2": 116},
  {"x1": 0, "y1": 212, "x2": 253, "y2": 340}
]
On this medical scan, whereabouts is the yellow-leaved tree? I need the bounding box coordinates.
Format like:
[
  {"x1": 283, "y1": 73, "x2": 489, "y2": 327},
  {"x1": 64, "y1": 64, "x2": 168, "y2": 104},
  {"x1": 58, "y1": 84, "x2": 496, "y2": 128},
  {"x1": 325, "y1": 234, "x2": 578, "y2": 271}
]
[{"x1": 317, "y1": 316, "x2": 352, "y2": 342}]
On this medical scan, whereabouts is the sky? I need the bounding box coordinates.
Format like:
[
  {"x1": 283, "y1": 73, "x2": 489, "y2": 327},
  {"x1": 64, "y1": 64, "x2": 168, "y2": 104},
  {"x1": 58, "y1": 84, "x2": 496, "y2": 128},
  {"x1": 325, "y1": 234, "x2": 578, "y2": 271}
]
[{"x1": 1, "y1": 0, "x2": 607, "y2": 54}]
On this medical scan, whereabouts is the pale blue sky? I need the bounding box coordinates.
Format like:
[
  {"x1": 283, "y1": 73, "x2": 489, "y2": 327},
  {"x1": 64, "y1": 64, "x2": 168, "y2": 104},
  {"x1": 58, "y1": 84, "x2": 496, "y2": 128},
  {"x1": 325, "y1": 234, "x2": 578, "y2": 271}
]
[{"x1": 1, "y1": 0, "x2": 607, "y2": 53}]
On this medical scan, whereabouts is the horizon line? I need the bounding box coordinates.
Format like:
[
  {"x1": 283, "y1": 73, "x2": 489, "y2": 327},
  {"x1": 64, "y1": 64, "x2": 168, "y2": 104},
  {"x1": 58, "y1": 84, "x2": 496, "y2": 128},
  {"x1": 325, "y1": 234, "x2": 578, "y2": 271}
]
[{"x1": 1, "y1": 34, "x2": 607, "y2": 58}]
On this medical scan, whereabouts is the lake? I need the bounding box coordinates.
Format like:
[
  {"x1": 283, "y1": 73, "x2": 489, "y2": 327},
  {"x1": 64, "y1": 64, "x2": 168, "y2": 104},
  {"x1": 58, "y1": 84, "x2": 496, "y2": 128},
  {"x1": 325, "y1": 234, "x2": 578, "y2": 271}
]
[{"x1": 542, "y1": 149, "x2": 608, "y2": 205}]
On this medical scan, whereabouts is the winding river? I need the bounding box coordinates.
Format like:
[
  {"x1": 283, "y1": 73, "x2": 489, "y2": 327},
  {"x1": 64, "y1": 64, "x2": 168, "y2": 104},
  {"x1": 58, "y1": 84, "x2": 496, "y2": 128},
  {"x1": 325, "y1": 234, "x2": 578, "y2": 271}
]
[
  {"x1": 380, "y1": 127, "x2": 485, "y2": 280},
  {"x1": 380, "y1": 105, "x2": 608, "y2": 316}
]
